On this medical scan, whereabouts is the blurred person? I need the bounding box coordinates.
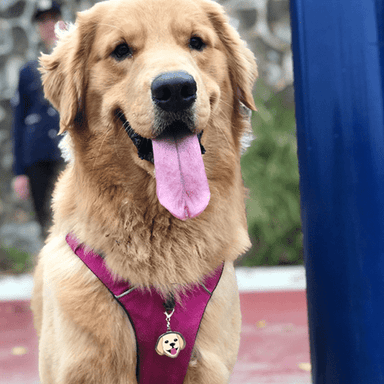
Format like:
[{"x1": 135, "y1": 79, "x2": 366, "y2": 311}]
[{"x1": 11, "y1": 0, "x2": 64, "y2": 239}]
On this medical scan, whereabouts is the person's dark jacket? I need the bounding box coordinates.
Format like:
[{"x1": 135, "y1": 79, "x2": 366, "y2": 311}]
[{"x1": 12, "y1": 60, "x2": 62, "y2": 176}]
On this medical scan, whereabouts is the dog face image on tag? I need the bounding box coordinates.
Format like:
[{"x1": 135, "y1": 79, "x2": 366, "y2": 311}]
[{"x1": 155, "y1": 331, "x2": 186, "y2": 358}]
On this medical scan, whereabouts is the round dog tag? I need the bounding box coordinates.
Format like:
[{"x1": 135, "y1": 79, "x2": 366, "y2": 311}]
[
  {"x1": 155, "y1": 308, "x2": 186, "y2": 358},
  {"x1": 155, "y1": 330, "x2": 186, "y2": 358}
]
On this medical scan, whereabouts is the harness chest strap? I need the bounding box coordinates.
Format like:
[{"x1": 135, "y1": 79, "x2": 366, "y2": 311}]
[{"x1": 66, "y1": 233, "x2": 224, "y2": 384}]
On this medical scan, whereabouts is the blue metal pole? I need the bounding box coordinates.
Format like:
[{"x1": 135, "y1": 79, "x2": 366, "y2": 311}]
[{"x1": 290, "y1": 0, "x2": 384, "y2": 382}]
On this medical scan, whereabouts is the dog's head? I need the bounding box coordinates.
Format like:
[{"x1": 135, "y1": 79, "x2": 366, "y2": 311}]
[
  {"x1": 155, "y1": 331, "x2": 186, "y2": 358},
  {"x1": 40, "y1": 0, "x2": 257, "y2": 221}
]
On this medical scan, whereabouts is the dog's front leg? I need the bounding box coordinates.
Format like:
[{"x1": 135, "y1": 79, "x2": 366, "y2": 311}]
[
  {"x1": 38, "y1": 334, "x2": 138, "y2": 384},
  {"x1": 185, "y1": 349, "x2": 233, "y2": 383},
  {"x1": 37, "y1": 319, "x2": 138, "y2": 384}
]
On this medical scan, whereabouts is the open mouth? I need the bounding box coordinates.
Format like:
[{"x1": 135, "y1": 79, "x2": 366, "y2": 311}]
[
  {"x1": 116, "y1": 110, "x2": 210, "y2": 220},
  {"x1": 167, "y1": 347, "x2": 178, "y2": 356},
  {"x1": 116, "y1": 111, "x2": 205, "y2": 163}
]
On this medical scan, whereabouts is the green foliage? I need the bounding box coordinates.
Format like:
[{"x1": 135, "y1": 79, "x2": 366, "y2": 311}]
[
  {"x1": 240, "y1": 81, "x2": 303, "y2": 266},
  {"x1": 0, "y1": 245, "x2": 32, "y2": 274}
]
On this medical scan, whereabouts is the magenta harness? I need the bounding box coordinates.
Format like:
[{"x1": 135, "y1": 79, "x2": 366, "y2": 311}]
[{"x1": 66, "y1": 233, "x2": 224, "y2": 384}]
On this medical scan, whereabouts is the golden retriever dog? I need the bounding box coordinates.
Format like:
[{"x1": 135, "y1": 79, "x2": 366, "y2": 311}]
[{"x1": 31, "y1": 0, "x2": 257, "y2": 382}]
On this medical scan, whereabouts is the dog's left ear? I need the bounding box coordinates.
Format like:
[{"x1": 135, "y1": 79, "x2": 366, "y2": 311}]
[
  {"x1": 39, "y1": 8, "x2": 99, "y2": 134},
  {"x1": 202, "y1": 0, "x2": 257, "y2": 111}
]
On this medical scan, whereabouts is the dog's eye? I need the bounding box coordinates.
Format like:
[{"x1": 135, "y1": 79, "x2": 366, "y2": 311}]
[
  {"x1": 111, "y1": 43, "x2": 132, "y2": 60},
  {"x1": 174, "y1": 339, "x2": 177, "y2": 342},
  {"x1": 189, "y1": 36, "x2": 205, "y2": 51},
  {"x1": 165, "y1": 340, "x2": 169, "y2": 344}
]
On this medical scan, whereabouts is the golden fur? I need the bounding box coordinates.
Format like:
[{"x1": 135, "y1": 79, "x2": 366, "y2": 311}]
[{"x1": 31, "y1": 0, "x2": 257, "y2": 382}]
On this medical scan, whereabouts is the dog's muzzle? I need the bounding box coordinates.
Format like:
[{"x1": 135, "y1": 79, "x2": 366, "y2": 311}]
[
  {"x1": 117, "y1": 70, "x2": 206, "y2": 163},
  {"x1": 117, "y1": 70, "x2": 209, "y2": 220}
]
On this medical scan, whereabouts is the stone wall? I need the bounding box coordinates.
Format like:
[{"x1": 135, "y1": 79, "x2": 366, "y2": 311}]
[{"x1": 0, "y1": 0, "x2": 292, "y2": 254}]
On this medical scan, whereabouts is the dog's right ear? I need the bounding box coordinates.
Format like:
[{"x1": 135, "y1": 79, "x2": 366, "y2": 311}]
[
  {"x1": 39, "y1": 10, "x2": 99, "y2": 134},
  {"x1": 201, "y1": 0, "x2": 258, "y2": 111}
]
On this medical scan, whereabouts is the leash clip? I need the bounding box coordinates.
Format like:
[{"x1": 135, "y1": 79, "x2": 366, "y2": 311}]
[{"x1": 164, "y1": 308, "x2": 175, "y2": 331}]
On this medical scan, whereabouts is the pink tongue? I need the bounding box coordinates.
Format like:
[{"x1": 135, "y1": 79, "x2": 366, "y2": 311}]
[
  {"x1": 170, "y1": 348, "x2": 177, "y2": 355},
  {"x1": 152, "y1": 132, "x2": 210, "y2": 220}
]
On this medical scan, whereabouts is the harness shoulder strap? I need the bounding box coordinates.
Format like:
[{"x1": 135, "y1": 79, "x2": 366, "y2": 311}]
[
  {"x1": 66, "y1": 233, "x2": 132, "y2": 295},
  {"x1": 66, "y1": 233, "x2": 224, "y2": 384}
]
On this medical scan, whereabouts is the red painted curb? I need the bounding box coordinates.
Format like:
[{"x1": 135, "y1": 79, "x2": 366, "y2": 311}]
[
  {"x1": 0, "y1": 300, "x2": 39, "y2": 384},
  {"x1": 0, "y1": 292, "x2": 311, "y2": 384},
  {"x1": 232, "y1": 291, "x2": 311, "y2": 384}
]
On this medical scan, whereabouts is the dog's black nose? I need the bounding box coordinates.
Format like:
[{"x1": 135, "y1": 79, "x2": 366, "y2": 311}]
[
  {"x1": 170, "y1": 343, "x2": 176, "y2": 347},
  {"x1": 151, "y1": 71, "x2": 197, "y2": 112}
]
